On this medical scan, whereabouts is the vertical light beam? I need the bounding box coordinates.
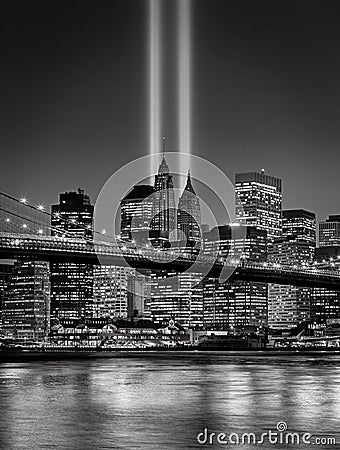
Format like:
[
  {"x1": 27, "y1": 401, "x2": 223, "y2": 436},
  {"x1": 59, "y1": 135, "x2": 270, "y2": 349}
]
[
  {"x1": 178, "y1": 0, "x2": 191, "y2": 175},
  {"x1": 149, "y1": 0, "x2": 161, "y2": 176}
]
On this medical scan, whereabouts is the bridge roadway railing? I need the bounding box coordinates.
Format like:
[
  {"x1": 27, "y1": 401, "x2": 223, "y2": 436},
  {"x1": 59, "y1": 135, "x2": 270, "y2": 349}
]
[
  {"x1": 1, "y1": 233, "x2": 340, "y2": 283},
  {"x1": 0, "y1": 232, "x2": 212, "y2": 266},
  {"x1": 241, "y1": 261, "x2": 340, "y2": 280}
]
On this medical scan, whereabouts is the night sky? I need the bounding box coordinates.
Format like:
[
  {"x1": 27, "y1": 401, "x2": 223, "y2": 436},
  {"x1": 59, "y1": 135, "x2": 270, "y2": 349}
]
[{"x1": 1, "y1": 0, "x2": 340, "y2": 222}]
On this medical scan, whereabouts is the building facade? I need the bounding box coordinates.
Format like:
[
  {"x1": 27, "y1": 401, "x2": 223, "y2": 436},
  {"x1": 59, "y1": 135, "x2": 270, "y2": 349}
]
[
  {"x1": 120, "y1": 185, "x2": 154, "y2": 242},
  {"x1": 268, "y1": 209, "x2": 316, "y2": 330},
  {"x1": 2, "y1": 261, "x2": 50, "y2": 340},
  {"x1": 50, "y1": 189, "x2": 94, "y2": 321},
  {"x1": 92, "y1": 265, "x2": 134, "y2": 319},
  {"x1": 311, "y1": 247, "x2": 340, "y2": 323},
  {"x1": 150, "y1": 271, "x2": 203, "y2": 328},
  {"x1": 203, "y1": 225, "x2": 268, "y2": 329},
  {"x1": 235, "y1": 170, "x2": 282, "y2": 241},
  {"x1": 319, "y1": 215, "x2": 340, "y2": 247},
  {"x1": 282, "y1": 209, "x2": 316, "y2": 244}
]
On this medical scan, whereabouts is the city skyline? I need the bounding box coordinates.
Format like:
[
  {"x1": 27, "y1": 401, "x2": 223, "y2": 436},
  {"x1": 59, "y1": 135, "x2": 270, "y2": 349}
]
[
  {"x1": 2, "y1": 0, "x2": 340, "y2": 221},
  {"x1": 1, "y1": 2, "x2": 340, "y2": 448}
]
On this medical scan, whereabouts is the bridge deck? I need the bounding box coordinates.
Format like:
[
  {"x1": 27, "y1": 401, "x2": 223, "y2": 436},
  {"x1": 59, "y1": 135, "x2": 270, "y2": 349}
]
[{"x1": 1, "y1": 233, "x2": 340, "y2": 289}]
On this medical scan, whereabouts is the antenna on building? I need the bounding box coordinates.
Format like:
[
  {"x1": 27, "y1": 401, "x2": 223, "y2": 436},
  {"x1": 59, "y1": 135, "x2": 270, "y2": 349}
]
[{"x1": 162, "y1": 136, "x2": 166, "y2": 154}]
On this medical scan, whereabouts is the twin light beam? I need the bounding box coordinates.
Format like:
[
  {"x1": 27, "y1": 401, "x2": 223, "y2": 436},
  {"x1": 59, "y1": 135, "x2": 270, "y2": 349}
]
[{"x1": 149, "y1": 0, "x2": 191, "y2": 176}]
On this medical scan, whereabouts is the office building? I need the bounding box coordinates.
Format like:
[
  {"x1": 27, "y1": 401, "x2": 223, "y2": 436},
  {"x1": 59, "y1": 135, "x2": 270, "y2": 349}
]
[
  {"x1": 92, "y1": 265, "x2": 134, "y2": 319},
  {"x1": 204, "y1": 225, "x2": 267, "y2": 263},
  {"x1": 235, "y1": 170, "x2": 282, "y2": 241},
  {"x1": 319, "y1": 215, "x2": 340, "y2": 247},
  {"x1": 150, "y1": 155, "x2": 176, "y2": 247},
  {"x1": 127, "y1": 270, "x2": 152, "y2": 321},
  {"x1": 50, "y1": 189, "x2": 94, "y2": 320},
  {"x1": 120, "y1": 185, "x2": 154, "y2": 242},
  {"x1": 150, "y1": 271, "x2": 203, "y2": 328},
  {"x1": 2, "y1": 261, "x2": 50, "y2": 340},
  {"x1": 203, "y1": 225, "x2": 268, "y2": 329},
  {"x1": 282, "y1": 209, "x2": 316, "y2": 244},
  {"x1": 311, "y1": 247, "x2": 340, "y2": 323},
  {"x1": 268, "y1": 237, "x2": 315, "y2": 330},
  {"x1": 268, "y1": 209, "x2": 316, "y2": 329}
]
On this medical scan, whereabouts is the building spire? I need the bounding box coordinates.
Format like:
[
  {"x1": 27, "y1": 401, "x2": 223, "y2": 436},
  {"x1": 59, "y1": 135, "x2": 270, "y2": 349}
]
[{"x1": 183, "y1": 169, "x2": 195, "y2": 194}]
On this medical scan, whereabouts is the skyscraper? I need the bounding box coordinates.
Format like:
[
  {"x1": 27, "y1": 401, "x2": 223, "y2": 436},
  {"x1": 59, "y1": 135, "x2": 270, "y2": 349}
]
[
  {"x1": 50, "y1": 188, "x2": 94, "y2": 320},
  {"x1": 177, "y1": 171, "x2": 201, "y2": 251},
  {"x1": 92, "y1": 265, "x2": 133, "y2": 319},
  {"x1": 235, "y1": 170, "x2": 282, "y2": 241},
  {"x1": 150, "y1": 155, "x2": 176, "y2": 247},
  {"x1": 120, "y1": 185, "x2": 154, "y2": 242},
  {"x1": 268, "y1": 209, "x2": 316, "y2": 330},
  {"x1": 150, "y1": 271, "x2": 203, "y2": 328},
  {"x1": 2, "y1": 261, "x2": 50, "y2": 340},
  {"x1": 203, "y1": 225, "x2": 268, "y2": 329}
]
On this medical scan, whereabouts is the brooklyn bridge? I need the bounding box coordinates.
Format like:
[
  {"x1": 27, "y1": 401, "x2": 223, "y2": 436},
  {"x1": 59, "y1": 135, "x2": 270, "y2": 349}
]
[{"x1": 1, "y1": 191, "x2": 340, "y2": 289}]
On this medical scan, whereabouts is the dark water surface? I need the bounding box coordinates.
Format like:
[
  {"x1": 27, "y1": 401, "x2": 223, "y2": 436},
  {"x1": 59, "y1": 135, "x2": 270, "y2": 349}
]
[{"x1": 0, "y1": 352, "x2": 339, "y2": 449}]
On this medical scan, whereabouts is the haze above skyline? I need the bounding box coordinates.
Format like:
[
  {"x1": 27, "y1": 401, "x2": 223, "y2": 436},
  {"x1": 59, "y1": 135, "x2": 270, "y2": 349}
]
[{"x1": 1, "y1": 0, "x2": 340, "y2": 221}]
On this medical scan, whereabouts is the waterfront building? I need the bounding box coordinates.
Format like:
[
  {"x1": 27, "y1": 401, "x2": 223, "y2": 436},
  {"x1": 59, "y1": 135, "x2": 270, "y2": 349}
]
[
  {"x1": 235, "y1": 170, "x2": 282, "y2": 241},
  {"x1": 319, "y1": 215, "x2": 340, "y2": 247},
  {"x1": 120, "y1": 185, "x2": 154, "y2": 242},
  {"x1": 2, "y1": 261, "x2": 50, "y2": 340},
  {"x1": 50, "y1": 188, "x2": 94, "y2": 320}
]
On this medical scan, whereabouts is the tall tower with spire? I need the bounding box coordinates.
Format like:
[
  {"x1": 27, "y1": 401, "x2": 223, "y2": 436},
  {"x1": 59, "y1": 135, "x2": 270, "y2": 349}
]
[
  {"x1": 150, "y1": 152, "x2": 176, "y2": 246},
  {"x1": 177, "y1": 171, "x2": 201, "y2": 251}
]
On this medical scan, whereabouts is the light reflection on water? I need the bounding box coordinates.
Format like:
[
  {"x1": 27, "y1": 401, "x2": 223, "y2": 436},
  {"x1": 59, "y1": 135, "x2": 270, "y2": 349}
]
[{"x1": 0, "y1": 353, "x2": 339, "y2": 449}]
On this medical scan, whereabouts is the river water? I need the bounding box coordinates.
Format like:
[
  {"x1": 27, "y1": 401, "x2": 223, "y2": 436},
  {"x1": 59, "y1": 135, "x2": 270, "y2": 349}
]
[{"x1": 0, "y1": 352, "x2": 339, "y2": 449}]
